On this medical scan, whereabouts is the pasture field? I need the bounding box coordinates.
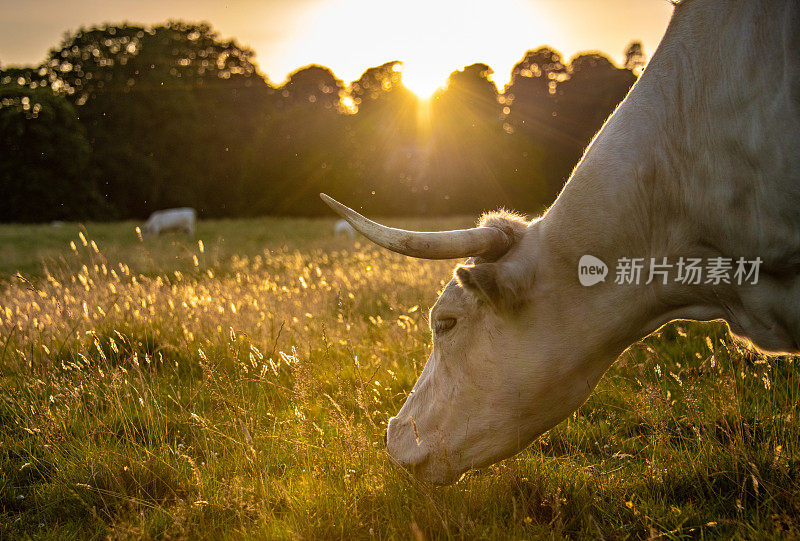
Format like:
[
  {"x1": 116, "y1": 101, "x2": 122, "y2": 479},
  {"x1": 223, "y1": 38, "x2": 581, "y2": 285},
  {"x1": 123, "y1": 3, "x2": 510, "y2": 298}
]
[{"x1": 1, "y1": 217, "x2": 799, "y2": 539}]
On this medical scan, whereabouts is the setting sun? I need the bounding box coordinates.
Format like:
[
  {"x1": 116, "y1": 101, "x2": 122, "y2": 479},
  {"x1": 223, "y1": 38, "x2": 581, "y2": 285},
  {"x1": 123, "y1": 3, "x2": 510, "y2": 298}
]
[
  {"x1": 395, "y1": 63, "x2": 445, "y2": 99},
  {"x1": 281, "y1": 0, "x2": 555, "y2": 91}
]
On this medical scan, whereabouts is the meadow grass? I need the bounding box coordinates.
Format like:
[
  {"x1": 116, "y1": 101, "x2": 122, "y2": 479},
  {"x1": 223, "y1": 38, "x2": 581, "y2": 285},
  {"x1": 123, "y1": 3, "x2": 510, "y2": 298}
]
[{"x1": 0, "y1": 218, "x2": 798, "y2": 539}]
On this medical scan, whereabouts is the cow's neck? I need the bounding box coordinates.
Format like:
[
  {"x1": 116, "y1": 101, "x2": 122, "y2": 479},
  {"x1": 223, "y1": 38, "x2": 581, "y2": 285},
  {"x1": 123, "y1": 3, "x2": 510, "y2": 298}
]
[
  {"x1": 534, "y1": 0, "x2": 800, "y2": 361},
  {"x1": 534, "y1": 137, "x2": 692, "y2": 371}
]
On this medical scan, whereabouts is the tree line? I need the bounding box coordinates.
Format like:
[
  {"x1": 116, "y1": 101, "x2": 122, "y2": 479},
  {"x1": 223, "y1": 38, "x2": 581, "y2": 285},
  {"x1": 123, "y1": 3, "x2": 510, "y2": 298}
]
[{"x1": 0, "y1": 21, "x2": 644, "y2": 222}]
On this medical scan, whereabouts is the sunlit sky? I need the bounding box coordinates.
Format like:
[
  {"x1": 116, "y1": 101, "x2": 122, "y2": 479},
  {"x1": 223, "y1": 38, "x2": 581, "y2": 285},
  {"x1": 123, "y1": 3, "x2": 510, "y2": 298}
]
[{"x1": 0, "y1": 0, "x2": 673, "y2": 96}]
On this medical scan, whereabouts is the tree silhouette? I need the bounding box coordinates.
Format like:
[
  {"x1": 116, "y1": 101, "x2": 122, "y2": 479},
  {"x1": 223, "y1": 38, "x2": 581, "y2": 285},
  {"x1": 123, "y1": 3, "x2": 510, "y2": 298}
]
[
  {"x1": 279, "y1": 65, "x2": 344, "y2": 111},
  {"x1": 345, "y1": 61, "x2": 422, "y2": 213},
  {"x1": 623, "y1": 41, "x2": 646, "y2": 74},
  {"x1": 506, "y1": 47, "x2": 566, "y2": 107},
  {"x1": 241, "y1": 66, "x2": 350, "y2": 216},
  {"x1": 504, "y1": 47, "x2": 565, "y2": 139},
  {"x1": 46, "y1": 22, "x2": 261, "y2": 105},
  {"x1": 0, "y1": 20, "x2": 643, "y2": 222},
  {"x1": 555, "y1": 52, "x2": 635, "y2": 145},
  {"x1": 0, "y1": 85, "x2": 104, "y2": 221},
  {"x1": 43, "y1": 22, "x2": 271, "y2": 218},
  {"x1": 423, "y1": 64, "x2": 511, "y2": 214}
]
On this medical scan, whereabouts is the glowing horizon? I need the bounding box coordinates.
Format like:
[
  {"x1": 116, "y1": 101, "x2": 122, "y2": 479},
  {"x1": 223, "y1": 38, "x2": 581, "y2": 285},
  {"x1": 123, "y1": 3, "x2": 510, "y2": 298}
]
[
  {"x1": 398, "y1": 64, "x2": 448, "y2": 100},
  {"x1": 280, "y1": 0, "x2": 555, "y2": 97},
  {"x1": 0, "y1": 0, "x2": 674, "y2": 92}
]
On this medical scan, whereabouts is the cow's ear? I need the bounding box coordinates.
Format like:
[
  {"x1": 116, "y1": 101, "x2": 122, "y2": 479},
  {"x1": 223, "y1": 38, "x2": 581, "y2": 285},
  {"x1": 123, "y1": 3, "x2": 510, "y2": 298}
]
[{"x1": 455, "y1": 262, "x2": 528, "y2": 312}]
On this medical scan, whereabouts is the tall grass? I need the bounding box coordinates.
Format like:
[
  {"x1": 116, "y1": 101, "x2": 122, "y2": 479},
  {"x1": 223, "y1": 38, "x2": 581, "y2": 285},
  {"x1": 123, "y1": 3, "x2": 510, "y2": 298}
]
[{"x1": 0, "y1": 219, "x2": 798, "y2": 539}]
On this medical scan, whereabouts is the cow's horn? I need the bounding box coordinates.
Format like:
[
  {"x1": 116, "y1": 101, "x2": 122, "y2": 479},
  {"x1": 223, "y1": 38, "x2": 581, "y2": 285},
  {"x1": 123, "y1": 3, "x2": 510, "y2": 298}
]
[{"x1": 320, "y1": 193, "x2": 512, "y2": 260}]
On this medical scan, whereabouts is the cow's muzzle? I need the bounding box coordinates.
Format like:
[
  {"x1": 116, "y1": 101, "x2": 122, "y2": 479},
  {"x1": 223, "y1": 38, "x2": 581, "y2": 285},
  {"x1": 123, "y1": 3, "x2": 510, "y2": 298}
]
[{"x1": 385, "y1": 415, "x2": 460, "y2": 485}]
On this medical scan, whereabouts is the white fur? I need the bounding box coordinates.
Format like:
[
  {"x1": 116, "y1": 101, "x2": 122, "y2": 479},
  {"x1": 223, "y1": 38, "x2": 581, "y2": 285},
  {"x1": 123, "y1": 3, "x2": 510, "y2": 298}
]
[
  {"x1": 142, "y1": 208, "x2": 196, "y2": 238},
  {"x1": 386, "y1": 0, "x2": 800, "y2": 484}
]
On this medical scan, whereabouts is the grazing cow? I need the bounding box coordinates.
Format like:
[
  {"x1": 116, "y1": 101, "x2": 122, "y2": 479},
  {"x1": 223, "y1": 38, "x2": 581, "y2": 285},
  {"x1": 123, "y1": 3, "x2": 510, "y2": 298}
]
[
  {"x1": 334, "y1": 218, "x2": 356, "y2": 238},
  {"x1": 141, "y1": 208, "x2": 196, "y2": 238},
  {"x1": 322, "y1": 0, "x2": 800, "y2": 484}
]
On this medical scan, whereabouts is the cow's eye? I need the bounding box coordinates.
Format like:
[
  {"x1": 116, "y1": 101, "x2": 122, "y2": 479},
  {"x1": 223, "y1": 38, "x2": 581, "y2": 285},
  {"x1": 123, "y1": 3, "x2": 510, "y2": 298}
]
[{"x1": 434, "y1": 317, "x2": 457, "y2": 334}]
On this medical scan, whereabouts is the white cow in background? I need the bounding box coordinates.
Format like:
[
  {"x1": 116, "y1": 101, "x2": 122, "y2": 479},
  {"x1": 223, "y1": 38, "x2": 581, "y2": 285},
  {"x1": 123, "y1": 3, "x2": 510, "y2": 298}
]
[
  {"x1": 334, "y1": 219, "x2": 355, "y2": 238},
  {"x1": 142, "y1": 208, "x2": 196, "y2": 238},
  {"x1": 323, "y1": 0, "x2": 800, "y2": 484}
]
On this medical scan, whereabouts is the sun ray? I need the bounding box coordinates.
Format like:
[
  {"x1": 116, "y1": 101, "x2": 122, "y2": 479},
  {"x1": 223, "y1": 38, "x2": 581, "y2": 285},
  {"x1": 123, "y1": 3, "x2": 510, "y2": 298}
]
[{"x1": 280, "y1": 0, "x2": 553, "y2": 94}]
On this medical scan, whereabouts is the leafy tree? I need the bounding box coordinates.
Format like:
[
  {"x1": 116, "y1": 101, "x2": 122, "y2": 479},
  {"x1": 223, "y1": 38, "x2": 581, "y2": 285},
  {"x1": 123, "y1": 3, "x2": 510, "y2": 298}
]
[
  {"x1": 423, "y1": 64, "x2": 513, "y2": 214},
  {"x1": 501, "y1": 49, "x2": 636, "y2": 205},
  {"x1": 349, "y1": 61, "x2": 409, "y2": 112},
  {"x1": 505, "y1": 47, "x2": 566, "y2": 119},
  {"x1": 555, "y1": 52, "x2": 636, "y2": 144},
  {"x1": 44, "y1": 21, "x2": 272, "y2": 218},
  {"x1": 46, "y1": 21, "x2": 261, "y2": 105},
  {"x1": 435, "y1": 63, "x2": 501, "y2": 122},
  {"x1": 0, "y1": 21, "x2": 645, "y2": 221},
  {"x1": 344, "y1": 61, "x2": 422, "y2": 213},
  {"x1": 0, "y1": 67, "x2": 52, "y2": 92},
  {"x1": 501, "y1": 48, "x2": 571, "y2": 207},
  {"x1": 241, "y1": 66, "x2": 350, "y2": 216},
  {"x1": 278, "y1": 65, "x2": 344, "y2": 111},
  {"x1": 0, "y1": 84, "x2": 104, "y2": 222},
  {"x1": 504, "y1": 47, "x2": 566, "y2": 139},
  {"x1": 623, "y1": 41, "x2": 646, "y2": 74}
]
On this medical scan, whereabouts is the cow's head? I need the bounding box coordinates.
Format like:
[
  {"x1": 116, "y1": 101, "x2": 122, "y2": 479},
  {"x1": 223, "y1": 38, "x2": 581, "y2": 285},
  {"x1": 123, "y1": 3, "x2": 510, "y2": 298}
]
[{"x1": 321, "y1": 194, "x2": 612, "y2": 484}]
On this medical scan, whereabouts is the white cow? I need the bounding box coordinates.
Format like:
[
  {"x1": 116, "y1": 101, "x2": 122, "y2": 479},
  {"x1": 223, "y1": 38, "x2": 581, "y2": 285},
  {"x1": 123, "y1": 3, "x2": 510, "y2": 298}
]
[
  {"x1": 334, "y1": 218, "x2": 356, "y2": 238},
  {"x1": 141, "y1": 208, "x2": 196, "y2": 238},
  {"x1": 322, "y1": 0, "x2": 800, "y2": 484}
]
